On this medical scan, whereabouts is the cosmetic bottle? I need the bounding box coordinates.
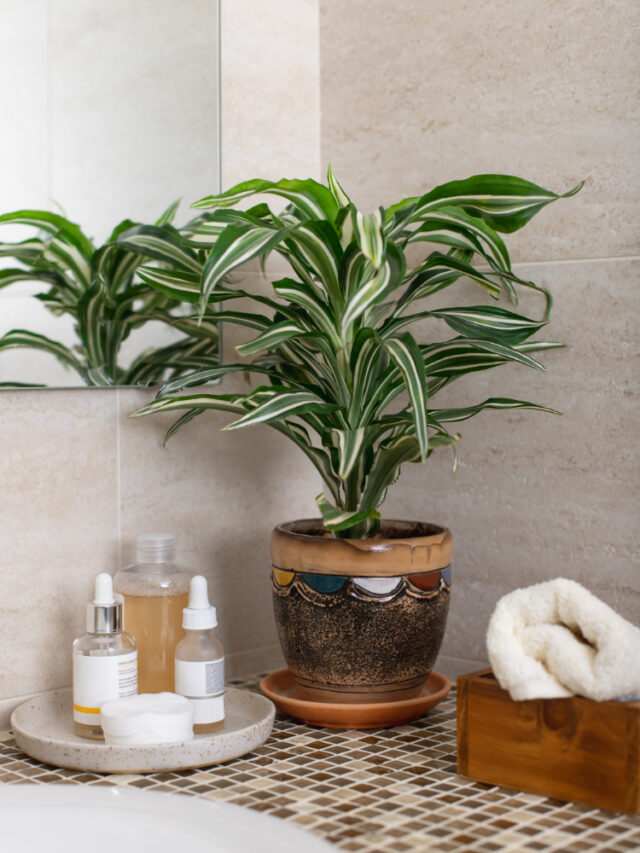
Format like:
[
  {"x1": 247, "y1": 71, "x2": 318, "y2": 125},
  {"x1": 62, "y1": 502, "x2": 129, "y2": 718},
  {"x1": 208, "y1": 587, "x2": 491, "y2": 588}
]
[
  {"x1": 114, "y1": 534, "x2": 191, "y2": 693},
  {"x1": 72, "y1": 572, "x2": 137, "y2": 740},
  {"x1": 175, "y1": 576, "x2": 225, "y2": 733}
]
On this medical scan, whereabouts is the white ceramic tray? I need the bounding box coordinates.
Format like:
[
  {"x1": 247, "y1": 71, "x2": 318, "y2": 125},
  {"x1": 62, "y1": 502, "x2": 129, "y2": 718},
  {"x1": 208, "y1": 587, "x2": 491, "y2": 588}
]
[{"x1": 11, "y1": 686, "x2": 275, "y2": 773}]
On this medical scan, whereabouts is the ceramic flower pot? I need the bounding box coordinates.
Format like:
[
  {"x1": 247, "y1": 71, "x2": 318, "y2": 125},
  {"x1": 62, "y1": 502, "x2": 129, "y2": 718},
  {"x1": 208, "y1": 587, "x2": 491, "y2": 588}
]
[{"x1": 271, "y1": 519, "x2": 452, "y2": 704}]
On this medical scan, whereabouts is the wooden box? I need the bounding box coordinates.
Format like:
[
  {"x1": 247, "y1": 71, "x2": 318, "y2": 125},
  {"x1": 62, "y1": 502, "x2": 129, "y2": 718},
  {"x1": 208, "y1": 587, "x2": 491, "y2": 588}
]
[{"x1": 457, "y1": 669, "x2": 640, "y2": 814}]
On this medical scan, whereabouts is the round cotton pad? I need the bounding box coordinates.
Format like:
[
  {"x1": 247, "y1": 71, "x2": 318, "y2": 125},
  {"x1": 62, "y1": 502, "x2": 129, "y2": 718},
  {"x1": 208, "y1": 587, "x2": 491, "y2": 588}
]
[{"x1": 101, "y1": 692, "x2": 194, "y2": 745}]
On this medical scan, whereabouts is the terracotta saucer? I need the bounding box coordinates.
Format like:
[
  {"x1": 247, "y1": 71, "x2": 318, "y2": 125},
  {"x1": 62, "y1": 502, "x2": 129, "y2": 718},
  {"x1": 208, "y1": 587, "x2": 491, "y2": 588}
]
[{"x1": 260, "y1": 669, "x2": 451, "y2": 729}]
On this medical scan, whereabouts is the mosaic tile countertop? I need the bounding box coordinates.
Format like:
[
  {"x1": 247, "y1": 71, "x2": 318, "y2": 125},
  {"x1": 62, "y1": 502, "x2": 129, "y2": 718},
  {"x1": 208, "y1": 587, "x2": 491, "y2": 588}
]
[{"x1": 1, "y1": 676, "x2": 639, "y2": 853}]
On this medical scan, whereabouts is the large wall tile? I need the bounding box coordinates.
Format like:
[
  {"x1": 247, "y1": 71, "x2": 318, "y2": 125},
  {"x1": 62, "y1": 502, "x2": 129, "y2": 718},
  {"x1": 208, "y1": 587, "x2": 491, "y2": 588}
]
[
  {"x1": 320, "y1": 0, "x2": 640, "y2": 262},
  {"x1": 0, "y1": 389, "x2": 119, "y2": 699},
  {"x1": 221, "y1": 0, "x2": 320, "y2": 186},
  {"x1": 49, "y1": 0, "x2": 220, "y2": 241},
  {"x1": 382, "y1": 258, "x2": 640, "y2": 659}
]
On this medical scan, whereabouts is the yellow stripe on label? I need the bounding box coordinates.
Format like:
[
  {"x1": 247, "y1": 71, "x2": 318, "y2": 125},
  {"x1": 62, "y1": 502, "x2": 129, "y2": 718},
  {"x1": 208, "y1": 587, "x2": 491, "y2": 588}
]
[{"x1": 73, "y1": 703, "x2": 100, "y2": 714}]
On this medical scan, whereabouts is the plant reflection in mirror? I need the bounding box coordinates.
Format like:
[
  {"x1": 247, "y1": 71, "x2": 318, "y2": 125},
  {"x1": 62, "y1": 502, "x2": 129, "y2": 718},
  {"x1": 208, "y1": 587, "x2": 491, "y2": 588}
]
[{"x1": 0, "y1": 201, "x2": 219, "y2": 387}]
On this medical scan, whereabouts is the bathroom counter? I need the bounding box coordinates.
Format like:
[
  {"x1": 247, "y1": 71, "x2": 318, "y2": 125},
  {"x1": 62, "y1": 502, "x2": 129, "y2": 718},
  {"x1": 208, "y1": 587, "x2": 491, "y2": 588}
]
[{"x1": 1, "y1": 676, "x2": 639, "y2": 853}]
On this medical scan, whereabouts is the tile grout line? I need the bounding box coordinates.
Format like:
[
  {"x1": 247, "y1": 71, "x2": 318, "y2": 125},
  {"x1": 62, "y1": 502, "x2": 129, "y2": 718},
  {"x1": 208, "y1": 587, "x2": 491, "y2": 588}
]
[
  {"x1": 115, "y1": 389, "x2": 122, "y2": 569},
  {"x1": 512, "y1": 254, "x2": 640, "y2": 269}
]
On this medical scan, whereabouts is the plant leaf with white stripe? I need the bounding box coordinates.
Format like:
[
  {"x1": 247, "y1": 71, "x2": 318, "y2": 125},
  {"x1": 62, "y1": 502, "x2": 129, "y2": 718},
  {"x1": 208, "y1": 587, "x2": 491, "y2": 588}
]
[
  {"x1": 222, "y1": 390, "x2": 337, "y2": 431},
  {"x1": 0, "y1": 210, "x2": 93, "y2": 256},
  {"x1": 403, "y1": 175, "x2": 584, "y2": 233},
  {"x1": 236, "y1": 321, "x2": 305, "y2": 356},
  {"x1": 428, "y1": 305, "x2": 547, "y2": 345},
  {"x1": 0, "y1": 329, "x2": 82, "y2": 373},
  {"x1": 272, "y1": 278, "x2": 339, "y2": 344},
  {"x1": 285, "y1": 221, "x2": 343, "y2": 310},
  {"x1": 353, "y1": 208, "x2": 384, "y2": 267},
  {"x1": 405, "y1": 205, "x2": 511, "y2": 270},
  {"x1": 201, "y1": 223, "x2": 284, "y2": 306},
  {"x1": 131, "y1": 393, "x2": 247, "y2": 419},
  {"x1": 155, "y1": 199, "x2": 181, "y2": 226},
  {"x1": 359, "y1": 434, "x2": 422, "y2": 510},
  {"x1": 193, "y1": 177, "x2": 339, "y2": 222},
  {"x1": 332, "y1": 427, "x2": 367, "y2": 479},
  {"x1": 341, "y1": 261, "x2": 391, "y2": 339},
  {"x1": 116, "y1": 224, "x2": 201, "y2": 273},
  {"x1": 315, "y1": 493, "x2": 380, "y2": 532},
  {"x1": 137, "y1": 265, "x2": 202, "y2": 302},
  {"x1": 429, "y1": 397, "x2": 560, "y2": 424},
  {"x1": 383, "y1": 333, "x2": 428, "y2": 460}
]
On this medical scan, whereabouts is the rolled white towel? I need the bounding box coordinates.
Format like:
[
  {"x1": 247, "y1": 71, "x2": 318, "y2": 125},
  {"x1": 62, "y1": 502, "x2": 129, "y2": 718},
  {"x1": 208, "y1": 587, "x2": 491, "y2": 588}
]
[{"x1": 486, "y1": 578, "x2": 640, "y2": 702}]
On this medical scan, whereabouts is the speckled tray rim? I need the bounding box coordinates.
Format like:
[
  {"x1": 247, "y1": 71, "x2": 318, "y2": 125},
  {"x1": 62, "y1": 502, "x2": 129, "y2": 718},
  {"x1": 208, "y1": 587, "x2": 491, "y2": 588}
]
[{"x1": 10, "y1": 686, "x2": 275, "y2": 774}]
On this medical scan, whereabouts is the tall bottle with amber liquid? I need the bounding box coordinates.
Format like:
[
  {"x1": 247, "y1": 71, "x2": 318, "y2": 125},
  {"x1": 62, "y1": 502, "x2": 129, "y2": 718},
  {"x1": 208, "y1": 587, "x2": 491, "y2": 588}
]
[{"x1": 114, "y1": 534, "x2": 191, "y2": 693}]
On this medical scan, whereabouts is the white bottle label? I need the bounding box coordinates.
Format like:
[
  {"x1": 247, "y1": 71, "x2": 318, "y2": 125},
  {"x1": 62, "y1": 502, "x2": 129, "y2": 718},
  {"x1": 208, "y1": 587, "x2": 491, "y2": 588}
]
[
  {"x1": 175, "y1": 657, "x2": 224, "y2": 698},
  {"x1": 73, "y1": 651, "x2": 137, "y2": 726}
]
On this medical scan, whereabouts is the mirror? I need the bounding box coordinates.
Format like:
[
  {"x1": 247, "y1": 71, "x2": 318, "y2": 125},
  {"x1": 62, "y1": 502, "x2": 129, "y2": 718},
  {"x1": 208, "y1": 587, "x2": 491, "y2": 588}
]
[{"x1": 0, "y1": 0, "x2": 221, "y2": 387}]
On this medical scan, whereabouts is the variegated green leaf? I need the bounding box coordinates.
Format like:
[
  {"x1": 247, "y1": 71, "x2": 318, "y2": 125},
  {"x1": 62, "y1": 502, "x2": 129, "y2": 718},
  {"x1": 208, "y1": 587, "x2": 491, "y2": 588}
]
[
  {"x1": 193, "y1": 177, "x2": 339, "y2": 222},
  {"x1": 332, "y1": 427, "x2": 367, "y2": 479},
  {"x1": 117, "y1": 224, "x2": 201, "y2": 273},
  {"x1": 0, "y1": 210, "x2": 94, "y2": 256},
  {"x1": 271, "y1": 278, "x2": 339, "y2": 344},
  {"x1": 359, "y1": 434, "x2": 422, "y2": 509},
  {"x1": 428, "y1": 305, "x2": 546, "y2": 345},
  {"x1": 286, "y1": 221, "x2": 343, "y2": 310},
  {"x1": 162, "y1": 408, "x2": 204, "y2": 444},
  {"x1": 155, "y1": 198, "x2": 181, "y2": 226},
  {"x1": 341, "y1": 261, "x2": 391, "y2": 339},
  {"x1": 43, "y1": 236, "x2": 92, "y2": 288},
  {"x1": 201, "y1": 223, "x2": 283, "y2": 307},
  {"x1": 327, "y1": 164, "x2": 350, "y2": 208},
  {"x1": 406, "y1": 205, "x2": 511, "y2": 270},
  {"x1": 407, "y1": 175, "x2": 584, "y2": 233},
  {"x1": 0, "y1": 268, "x2": 63, "y2": 290},
  {"x1": 383, "y1": 334, "x2": 428, "y2": 460},
  {"x1": 353, "y1": 208, "x2": 384, "y2": 267},
  {"x1": 315, "y1": 493, "x2": 380, "y2": 532},
  {"x1": 0, "y1": 329, "x2": 82, "y2": 373},
  {"x1": 222, "y1": 389, "x2": 336, "y2": 431},
  {"x1": 158, "y1": 362, "x2": 287, "y2": 397},
  {"x1": 137, "y1": 265, "x2": 202, "y2": 302},
  {"x1": 429, "y1": 397, "x2": 560, "y2": 423},
  {"x1": 0, "y1": 238, "x2": 46, "y2": 265},
  {"x1": 131, "y1": 393, "x2": 246, "y2": 419},
  {"x1": 236, "y1": 320, "x2": 305, "y2": 356}
]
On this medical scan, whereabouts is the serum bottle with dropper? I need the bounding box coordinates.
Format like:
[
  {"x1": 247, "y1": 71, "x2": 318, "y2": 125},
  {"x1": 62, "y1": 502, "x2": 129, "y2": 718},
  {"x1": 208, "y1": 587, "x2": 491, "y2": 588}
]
[
  {"x1": 73, "y1": 573, "x2": 137, "y2": 739},
  {"x1": 175, "y1": 576, "x2": 225, "y2": 733}
]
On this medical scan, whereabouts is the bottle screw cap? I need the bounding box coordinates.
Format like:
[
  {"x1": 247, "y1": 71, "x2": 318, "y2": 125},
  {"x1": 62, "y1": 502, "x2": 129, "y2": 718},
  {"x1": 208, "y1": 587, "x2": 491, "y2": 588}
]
[{"x1": 182, "y1": 575, "x2": 217, "y2": 630}]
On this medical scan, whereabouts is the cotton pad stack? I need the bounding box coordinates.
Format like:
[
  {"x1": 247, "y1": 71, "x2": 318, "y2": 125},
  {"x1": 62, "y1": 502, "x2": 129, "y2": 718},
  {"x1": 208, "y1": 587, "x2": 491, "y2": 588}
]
[{"x1": 100, "y1": 692, "x2": 194, "y2": 745}]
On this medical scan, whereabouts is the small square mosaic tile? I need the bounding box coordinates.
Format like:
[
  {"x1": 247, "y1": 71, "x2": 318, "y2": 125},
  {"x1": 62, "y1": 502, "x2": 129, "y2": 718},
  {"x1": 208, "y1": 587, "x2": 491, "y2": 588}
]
[{"x1": 1, "y1": 677, "x2": 639, "y2": 852}]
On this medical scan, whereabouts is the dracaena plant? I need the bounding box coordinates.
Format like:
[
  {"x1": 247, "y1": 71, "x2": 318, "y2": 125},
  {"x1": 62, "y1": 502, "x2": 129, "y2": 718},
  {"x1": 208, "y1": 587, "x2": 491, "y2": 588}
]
[
  {"x1": 0, "y1": 203, "x2": 219, "y2": 386},
  {"x1": 130, "y1": 167, "x2": 581, "y2": 538}
]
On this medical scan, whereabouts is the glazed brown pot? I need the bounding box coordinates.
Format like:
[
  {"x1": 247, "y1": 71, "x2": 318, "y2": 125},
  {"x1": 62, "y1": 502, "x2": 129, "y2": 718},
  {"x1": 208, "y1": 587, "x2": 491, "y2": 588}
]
[{"x1": 271, "y1": 519, "x2": 452, "y2": 704}]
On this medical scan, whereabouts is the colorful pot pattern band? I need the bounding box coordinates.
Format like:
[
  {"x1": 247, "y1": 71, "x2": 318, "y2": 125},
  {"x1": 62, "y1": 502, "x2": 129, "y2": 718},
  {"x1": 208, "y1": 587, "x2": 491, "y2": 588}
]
[{"x1": 272, "y1": 565, "x2": 452, "y2": 603}]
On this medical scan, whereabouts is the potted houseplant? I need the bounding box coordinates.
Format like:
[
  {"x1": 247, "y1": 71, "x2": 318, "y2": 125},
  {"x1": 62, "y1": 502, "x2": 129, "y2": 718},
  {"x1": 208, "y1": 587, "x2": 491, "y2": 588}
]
[{"x1": 128, "y1": 168, "x2": 581, "y2": 705}]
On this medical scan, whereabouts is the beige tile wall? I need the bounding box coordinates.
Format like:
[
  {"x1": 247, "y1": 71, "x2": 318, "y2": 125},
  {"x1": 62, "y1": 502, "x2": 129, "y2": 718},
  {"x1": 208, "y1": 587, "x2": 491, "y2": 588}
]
[
  {"x1": 319, "y1": 0, "x2": 640, "y2": 263},
  {"x1": 320, "y1": 0, "x2": 640, "y2": 668}
]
